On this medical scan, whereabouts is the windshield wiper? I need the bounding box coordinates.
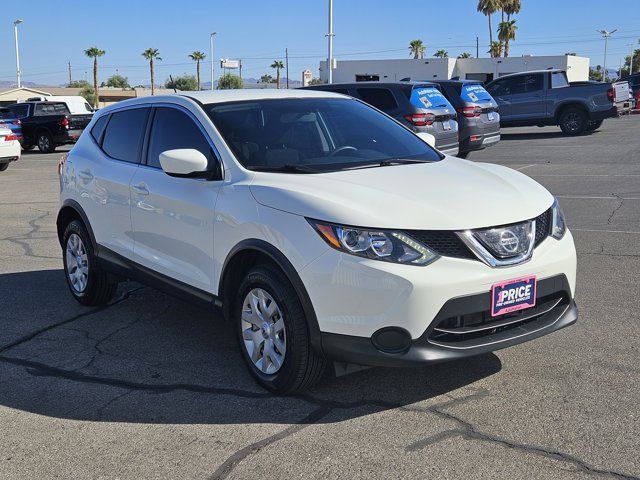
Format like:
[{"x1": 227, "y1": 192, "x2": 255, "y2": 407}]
[
  {"x1": 248, "y1": 164, "x2": 318, "y2": 174},
  {"x1": 378, "y1": 158, "x2": 430, "y2": 167}
]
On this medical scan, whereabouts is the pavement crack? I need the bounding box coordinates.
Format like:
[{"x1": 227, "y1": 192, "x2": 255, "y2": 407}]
[
  {"x1": 607, "y1": 194, "x2": 624, "y2": 225},
  {"x1": 2, "y1": 210, "x2": 53, "y2": 260},
  {"x1": 209, "y1": 405, "x2": 333, "y2": 480}
]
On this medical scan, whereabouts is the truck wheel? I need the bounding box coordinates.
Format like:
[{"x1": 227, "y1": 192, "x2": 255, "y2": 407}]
[
  {"x1": 0, "y1": 163, "x2": 9, "y2": 172},
  {"x1": 37, "y1": 131, "x2": 56, "y2": 153},
  {"x1": 559, "y1": 108, "x2": 588, "y2": 135},
  {"x1": 62, "y1": 220, "x2": 118, "y2": 306},
  {"x1": 457, "y1": 151, "x2": 470, "y2": 159},
  {"x1": 235, "y1": 264, "x2": 326, "y2": 394},
  {"x1": 587, "y1": 120, "x2": 604, "y2": 131}
]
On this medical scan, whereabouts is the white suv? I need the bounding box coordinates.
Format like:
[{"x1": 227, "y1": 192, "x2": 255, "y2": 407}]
[{"x1": 57, "y1": 90, "x2": 577, "y2": 393}]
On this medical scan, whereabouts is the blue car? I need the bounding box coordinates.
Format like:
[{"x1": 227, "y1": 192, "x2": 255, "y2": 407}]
[{"x1": 0, "y1": 107, "x2": 23, "y2": 145}]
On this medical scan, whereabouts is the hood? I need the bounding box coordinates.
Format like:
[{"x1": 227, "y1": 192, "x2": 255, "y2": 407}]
[{"x1": 249, "y1": 156, "x2": 553, "y2": 231}]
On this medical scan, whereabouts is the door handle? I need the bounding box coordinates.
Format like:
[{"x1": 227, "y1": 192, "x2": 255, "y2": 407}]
[
  {"x1": 78, "y1": 169, "x2": 93, "y2": 181},
  {"x1": 131, "y1": 183, "x2": 149, "y2": 195}
]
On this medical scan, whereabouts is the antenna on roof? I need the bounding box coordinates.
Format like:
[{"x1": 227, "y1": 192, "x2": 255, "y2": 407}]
[{"x1": 169, "y1": 75, "x2": 177, "y2": 93}]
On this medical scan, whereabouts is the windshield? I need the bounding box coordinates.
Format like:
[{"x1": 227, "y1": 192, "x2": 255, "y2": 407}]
[
  {"x1": 460, "y1": 84, "x2": 494, "y2": 103},
  {"x1": 205, "y1": 98, "x2": 442, "y2": 172},
  {"x1": 409, "y1": 86, "x2": 451, "y2": 109}
]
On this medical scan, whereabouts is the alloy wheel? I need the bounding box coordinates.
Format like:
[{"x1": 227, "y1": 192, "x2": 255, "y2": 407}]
[
  {"x1": 66, "y1": 233, "x2": 89, "y2": 292},
  {"x1": 564, "y1": 113, "x2": 582, "y2": 133},
  {"x1": 241, "y1": 288, "x2": 287, "y2": 375},
  {"x1": 38, "y1": 135, "x2": 50, "y2": 151}
]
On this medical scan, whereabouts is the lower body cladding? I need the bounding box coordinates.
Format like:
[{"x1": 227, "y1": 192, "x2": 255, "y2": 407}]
[{"x1": 301, "y1": 231, "x2": 577, "y2": 367}]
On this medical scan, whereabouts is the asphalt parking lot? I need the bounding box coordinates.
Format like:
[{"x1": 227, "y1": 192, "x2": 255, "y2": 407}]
[{"x1": 1, "y1": 116, "x2": 639, "y2": 480}]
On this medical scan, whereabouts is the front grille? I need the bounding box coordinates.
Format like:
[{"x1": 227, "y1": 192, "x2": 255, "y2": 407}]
[
  {"x1": 404, "y1": 230, "x2": 476, "y2": 260},
  {"x1": 534, "y1": 208, "x2": 552, "y2": 246}
]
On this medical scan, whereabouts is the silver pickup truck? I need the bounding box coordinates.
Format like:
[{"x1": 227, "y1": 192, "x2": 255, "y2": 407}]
[{"x1": 485, "y1": 69, "x2": 620, "y2": 135}]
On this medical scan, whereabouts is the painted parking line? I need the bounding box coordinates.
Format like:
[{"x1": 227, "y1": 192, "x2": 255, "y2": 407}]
[
  {"x1": 556, "y1": 195, "x2": 640, "y2": 200},
  {"x1": 571, "y1": 228, "x2": 640, "y2": 234}
]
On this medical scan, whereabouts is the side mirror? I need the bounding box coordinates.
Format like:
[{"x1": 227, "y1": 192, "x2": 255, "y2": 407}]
[
  {"x1": 159, "y1": 149, "x2": 212, "y2": 179},
  {"x1": 416, "y1": 132, "x2": 436, "y2": 148}
]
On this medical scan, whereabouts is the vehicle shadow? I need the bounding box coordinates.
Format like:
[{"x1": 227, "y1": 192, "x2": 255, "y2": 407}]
[
  {"x1": 500, "y1": 130, "x2": 595, "y2": 141},
  {"x1": 0, "y1": 269, "x2": 502, "y2": 425}
]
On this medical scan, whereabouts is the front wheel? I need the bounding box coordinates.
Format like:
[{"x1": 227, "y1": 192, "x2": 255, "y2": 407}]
[
  {"x1": 559, "y1": 108, "x2": 588, "y2": 135},
  {"x1": 235, "y1": 265, "x2": 326, "y2": 394},
  {"x1": 37, "y1": 131, "x2": 56, "y2": 153}
]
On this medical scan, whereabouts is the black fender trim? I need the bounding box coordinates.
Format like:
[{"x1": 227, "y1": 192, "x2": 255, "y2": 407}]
[
  {"x1": 220, "y1": 239, "x2": 323, "y2": 353},
  {"x1": 56, "y1": 199, "x2": 97, "y2": 249}
]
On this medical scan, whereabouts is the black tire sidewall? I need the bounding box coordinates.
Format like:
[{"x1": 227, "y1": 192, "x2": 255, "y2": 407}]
[
  {"x1": 62, "y1": 220, "x2": 96, "y2": 301},
  {"x1": 0, "y1": 163, "x2": 8, "y2": 172},
  {"x1": 560, "y1": 108, "x2": 588, "y2": 135}
]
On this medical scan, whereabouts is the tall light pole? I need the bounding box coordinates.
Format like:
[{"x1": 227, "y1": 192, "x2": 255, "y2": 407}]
[
  {"x1": 326, "y1": 0, "x2": 334, "y2": 84},
  {"x1": 13, "y1": 19, "x2": 23, "y2": 88},
  {"x1": 210, "y1": 32, "x2": 217, "y2": 91},
  {"x1": 597, "y1": 29, "x2": 617, "y2": 82}
]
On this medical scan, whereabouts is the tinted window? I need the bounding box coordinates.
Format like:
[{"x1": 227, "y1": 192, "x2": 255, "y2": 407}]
[
  {"x1": 356, "y1": 88, "x2": 398, "y2": 112},
  {"x1": 146, "y1": 107, "x2": 213, "y2": 169},
  {"x1": 10, "y1": 104, "x2": 30, "y2": 119},
  {"x1": 0, "y1": 108, "x2": 15, "y2": 120},
  {"x1": 487, "y1": 77, "x2": 526, "y2": 96},
  {"x1": 90, "y1": 115, "x2": 109, "y2": 144},
  {"x1": 205, "y1": 98, "x2": 441, "y2": 172},
  {"x1": 551, "y1": 72, "x2": 569, "y2": 89},
  {"x1": 35, "y1": 103, "x2": 70, "y2": 115},
  {"x1": 102, "y1": 108, "x2": 150, "y2": 163},
  {"x1": 524, "y1": 74, "x2": 544, "y2": 92}
]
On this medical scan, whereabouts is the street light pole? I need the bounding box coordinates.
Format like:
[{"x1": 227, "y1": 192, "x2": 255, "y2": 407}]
[
  {"x1": 597, "y1": 29, "x2": 617, "y2": 82},
  {"x1": 326, "y1": 0, "x2": 334, "y2": 84},
  {"x1": 210, "y1": 32, "x2": 217, "y2": 91},
  {"x1": 13, "y1": 19, "x2": 23, "y2": 88}
]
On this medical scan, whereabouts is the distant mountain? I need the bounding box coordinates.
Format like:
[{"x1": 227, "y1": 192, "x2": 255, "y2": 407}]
[{"x1": 0, "y1": 80, "x2": 39, "y2": 89}]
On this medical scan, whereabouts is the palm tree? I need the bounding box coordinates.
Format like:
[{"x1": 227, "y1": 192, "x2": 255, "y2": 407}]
[
  {"x1": 458, "y1": 52, "x2": 473, "y2": 59},
  {"x1": 409, "y1": 39, "x2": 426, "y2": 59},
  {"x1": 260, "y1": 74, "x2": 273, "y2": 84},
  {"x1": 188, "y1": 51, "x2": 206, "y2": 90},
  {"x1": 83, "y1": 47, "x2": 105, "y2": 108},
  {"x1": 488, "y1": 41, "x2": 503, "y2": 58},
  {"x1": 434, "y1": 50, "x2": 449, "y2": 58},
  {"x1": 142, "y1": 48, "x2": 162, "y2": 95},
  {"x1": 498, "y1": 20, "x2": 517, "y2": 57},
  {"x1": 477, "y1": 0, "x2": 502, "y2": 53},
  {"x1": 270, "y1": 60, "x2": 284, "y2": 89},
  {"x1": 502, "y1": 0, "x2": 521, "y2": 21}
]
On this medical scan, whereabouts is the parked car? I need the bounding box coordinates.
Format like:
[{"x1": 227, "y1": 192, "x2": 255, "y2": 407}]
[
  {"x1": 0, "y1": 126, "x2": 21, "y2": 172},
  {"x1": 433, "y1": 80, "x2": 501, "y2": 158},
  {"x1": 302, "y1": 81, "x2": 460, "y2": 156},
  {"x1": 25, "y1": 95, "x2": 94, "y2": 115},
  {"x1": 624, "y1": 73, "x2": 640, "y2": 97},
  {"x1": 7, "y1": 101, "x2": 93, "y2": 153},
  {"x1": 0, "y1": 107, "x2": 23, "y2": 144},
  {"x1": 57, "y1": 90, "x2": 577, "y2": 393},
  {"x1": 485, "y1": 69, "x2": 619, "y2": 135}
]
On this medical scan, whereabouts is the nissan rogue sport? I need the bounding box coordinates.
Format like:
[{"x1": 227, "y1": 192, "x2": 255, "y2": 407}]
[{"x1": 57, "y1": 90, "x2": 578, "y2": 393}]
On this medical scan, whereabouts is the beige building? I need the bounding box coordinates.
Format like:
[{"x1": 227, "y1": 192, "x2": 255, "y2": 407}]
[{"x1": 0, "y1": 86, "x2": 175, "y2": 107}]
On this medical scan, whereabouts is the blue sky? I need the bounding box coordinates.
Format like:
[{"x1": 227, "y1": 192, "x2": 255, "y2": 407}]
[{"x1": 2, "y1": 0, "x2": 639, "y2": 86}]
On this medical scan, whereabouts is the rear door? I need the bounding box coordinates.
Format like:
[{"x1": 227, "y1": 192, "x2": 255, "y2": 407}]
[{"x1": 130, "y1": 105, "x2": 222, "y2": 292}]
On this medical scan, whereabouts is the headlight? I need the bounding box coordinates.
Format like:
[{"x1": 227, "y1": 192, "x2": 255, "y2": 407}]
[
  {"x1": 551, "y1": 197, "x2": 566, "y2": 239},
  {"x1": 308, "y1": 220, "x2": 439, "y2": 266}
]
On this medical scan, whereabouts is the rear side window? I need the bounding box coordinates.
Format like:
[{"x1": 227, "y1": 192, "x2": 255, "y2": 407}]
[
  {"x1": 0, "y1": 108, "x2": 14, "y2": 120},
  {"x1": 524, "y1": 74, "x2": 544, "y2": 92},
  {"x1": 9, "y1": 104, "x2": 29, "y2": 119},
  {"x1": 460, "y1": 84, "x2": 494, "y2": 103},
  {"x1": 34, "y1": 103, "x2": 70, "y2": 115},
  {"x1": 550, "y1": 72, "x2": 569, "y2": 89},
  {"x1": 101, "y1": 108, "x2": 150, "y2": 163},
  {"x1": 90, "y1": 115, "x2": 109, "y2": 144},
  {"x1": 146, "y1": 107, "x2": 213, "y2": 169},
  {"x1": 356, "y1": 88, "x2": 398, "y2": 112}
]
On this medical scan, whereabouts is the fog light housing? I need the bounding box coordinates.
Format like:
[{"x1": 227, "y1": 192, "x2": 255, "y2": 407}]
[{"x1": 371, "y1": 327, "x2": 411, "y2": 354}]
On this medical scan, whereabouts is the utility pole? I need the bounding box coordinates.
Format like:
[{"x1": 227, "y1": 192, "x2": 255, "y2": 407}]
[
  {"x1": 285, "y1": 48, "x2": 289, "y2": 89},
  {"x1": 239, "y1": 59, "x2": 243, "y2": 82},
  {"x1": 210, "y1": 32, "x2": 217, "y2": 90},
  {"x1": 627, "y1": 42, "x2": 638, "y2": 76},
  {"x1": 597, "y1": 29, "x2": 617, "y2": 82},
  {"x1": 13, "y1": 19, "x2": 23, "y2": 88},
  {"x1": 326, "y1": 0, "x2": 334, "y2": 84},
  {"x1": 68, "y1": 61, "x2": 72, "y2": 85},
  {"x1": 476, "y1": 36, "x2": 479, "y2": 58}
]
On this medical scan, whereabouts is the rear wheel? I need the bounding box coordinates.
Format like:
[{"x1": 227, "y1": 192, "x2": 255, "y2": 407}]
[
  {"x1": 559, "y1": 108, "x2": 588, "y2": 135},
  {"x1": 62, "y1": 220, "x2": 118, "y2": 306},
  {"x1": 457, "y1": 151, "x2": 470, "y2": 159},
  {"x1": 235, "y1": 265, "x2": 326, "y2": 394},
  {"x1": 586, "y1": 120, "x2": 604, "y2": 131},
  {"x1": 37, "y1": 131, "x2": 56, "y2": 153},
  {"x1": 0, "y1": 163, "x2": 9, "y2": 172}
]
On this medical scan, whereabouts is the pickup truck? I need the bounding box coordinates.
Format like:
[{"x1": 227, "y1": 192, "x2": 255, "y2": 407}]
[
  {"x1": 7, "y1": 101, "x2": 93, "y2": 153},
  {"x1": 485, "y1": 70, "x2": 619, "y2": 135}
]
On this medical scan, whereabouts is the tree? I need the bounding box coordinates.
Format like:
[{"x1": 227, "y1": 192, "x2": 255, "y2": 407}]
[
  {"x1": 164, "y1": 75, "x2": 198, "y2": 91},
  {"x1": 142, "y1": 48, "x2": 162, "y2": 95},
  {"x1": 434, "y1": 50, "x2": 449, "y2": 58},
  {"x1": 488, "y1": 41, "x2": 503, "y2": 58},
  {"x1": 217, "y1": 73, "x2": 243, "y2": 89},
  {"x1": 409, "y1": 39, "x2": 426, "y2": 59},
  {"x1": 68, "y1": 80, "x2": 91, "y2": 89},
  {"x1": 589, "y1": 65, "x2": 603, "y2": 82},
  {"x1": 477, "y1": 0, "x2": 502, "y2": 53},
  {"x1": 308, "y1": 78, "x2": 325, "y2": 86},
  {"x1": 565, "y1": 52, "x2": 577, "y2": 56},
  {"x1": 458, "y1": 52, "x2": 473, "y2": 59},
  {"x1": 188, "y1": 51, "x2": 206, "y2": 90},
  {"x1": 260, "y1": 74, "x2": 274, "y2": 84},
  {"x1": 79, "y1": 85, "x2": 96, "y2": 107},
  {"x1": 502, "y1": 0, "x2": 521, "y2": 21},
  {"x1": 84, "y1": 47, "x2": 105, "y2": 108},
  {"x1": 620, "y1": 49, "x2": 640, "y2": 77},
  {"x1": 270, "y1": 60, "x2": 284, "y2": 89},
  {"x1": 103, "y1": 74, "x2": 130, "y2": 89},
  {"x1": 498, "y1": 19, "x2": 517, "y2": 57}
]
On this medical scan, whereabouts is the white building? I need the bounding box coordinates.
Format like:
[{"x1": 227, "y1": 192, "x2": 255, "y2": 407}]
[{"x1": 319, "y1": 55, "x2": 590, "y2": 84}]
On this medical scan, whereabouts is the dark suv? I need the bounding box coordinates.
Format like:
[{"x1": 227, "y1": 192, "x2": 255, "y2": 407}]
[
  {"x1": 302, "y1": 82, "x2": 460, "y2": 156},
  {"x1": 434, "y1": 80, "x2": 500, "y2": 158}
]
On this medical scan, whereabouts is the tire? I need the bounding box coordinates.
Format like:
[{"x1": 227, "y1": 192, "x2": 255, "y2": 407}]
[
  {"x1": 62, "y1": 220, "x2": 118, "y2": 306},
  {"x1": 558, "y1": 107, "x2": 588, "y2": 135},
  {"x1": 0, "y1": 163, "x2": 9, "y2": 172},
  {"x1": 37, "y1": 131, "x2": 56, "y2": 153},
  {"x1": 235, "y1": 265, "x2": 326, "y2": 394},
  {"x1": 22, "y1": 144, "x2": 35, "y2": 151},
  {"x1": 587, "y1": 120, "x2": 604, "y2": 131},
  {"x1": 457, "y1": 151, "x2": 470, "y2": 159}
]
